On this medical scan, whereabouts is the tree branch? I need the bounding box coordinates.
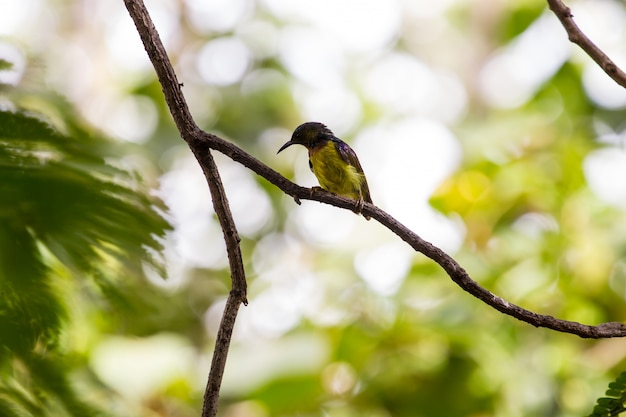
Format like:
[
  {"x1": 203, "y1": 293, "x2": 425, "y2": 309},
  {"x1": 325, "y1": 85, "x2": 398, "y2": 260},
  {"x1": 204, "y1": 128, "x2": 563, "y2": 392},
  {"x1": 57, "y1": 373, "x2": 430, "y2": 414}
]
[
  {"x1": 194, "y1": 134, "x2": 626, "y2": 339},
  {"x1": 123, "y1": 1, "x2": 247, "y2": 416},
  {"x1": 122, "y1": 4, "x2": 626, "y2": 414},
  {"x1": 547, "y1": 0, "x2": 626, "y2": 88},
  {"x1": 194, "y1": 148, "x2": 248, "y2": 417}
]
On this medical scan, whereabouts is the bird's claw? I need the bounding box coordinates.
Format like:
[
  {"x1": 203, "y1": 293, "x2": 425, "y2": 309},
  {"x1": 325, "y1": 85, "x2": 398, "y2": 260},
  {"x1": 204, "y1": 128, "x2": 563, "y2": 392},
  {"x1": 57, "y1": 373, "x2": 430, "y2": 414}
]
[
  {"x1": 292, "y1": 195, "x2": 301, "y2": 205},
  {"x1": 309, "y1": 186, "x2": 324, "y2": 198},
  {"x1": 354, "y1": 197, "x2": 364, "y2": 214},
  {"x1": 355, "y1": 196, "x2": 371, "y2": 220}
]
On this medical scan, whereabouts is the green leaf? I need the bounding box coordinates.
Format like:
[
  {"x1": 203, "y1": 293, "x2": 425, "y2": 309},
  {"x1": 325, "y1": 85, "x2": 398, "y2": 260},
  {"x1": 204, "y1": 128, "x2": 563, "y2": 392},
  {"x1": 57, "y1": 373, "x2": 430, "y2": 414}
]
[
  {"x1": 609, "y1": 382, "x2": 626, "y2": 391},
  {"x1": 617, "y1": 373, "x2": 626, "y2": 385}
]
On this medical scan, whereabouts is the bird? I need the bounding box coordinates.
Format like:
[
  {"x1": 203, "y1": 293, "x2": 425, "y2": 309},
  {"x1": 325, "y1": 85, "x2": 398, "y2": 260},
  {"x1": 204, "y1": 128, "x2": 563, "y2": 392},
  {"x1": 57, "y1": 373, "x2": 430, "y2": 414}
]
[{"x1": 277, "y1": 122, "x2": 373, "y2": 220}]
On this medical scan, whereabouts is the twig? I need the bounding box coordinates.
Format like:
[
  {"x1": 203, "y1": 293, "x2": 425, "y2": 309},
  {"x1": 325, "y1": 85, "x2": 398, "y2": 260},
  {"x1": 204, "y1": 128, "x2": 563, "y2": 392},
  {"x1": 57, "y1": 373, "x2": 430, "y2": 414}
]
[
  {"x1": 547, "y1": 0, "x2": 626, "y2": 88},
  {"x1": 123, "y1": 1, "x2": 247, "y2": 416}
]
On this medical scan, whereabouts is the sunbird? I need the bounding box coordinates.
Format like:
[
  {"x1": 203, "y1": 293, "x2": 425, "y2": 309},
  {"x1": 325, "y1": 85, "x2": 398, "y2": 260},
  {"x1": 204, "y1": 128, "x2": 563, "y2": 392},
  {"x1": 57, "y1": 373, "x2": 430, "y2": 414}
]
[{"x1": 277, "y1": 122, "x2": 373, "y2": 220}]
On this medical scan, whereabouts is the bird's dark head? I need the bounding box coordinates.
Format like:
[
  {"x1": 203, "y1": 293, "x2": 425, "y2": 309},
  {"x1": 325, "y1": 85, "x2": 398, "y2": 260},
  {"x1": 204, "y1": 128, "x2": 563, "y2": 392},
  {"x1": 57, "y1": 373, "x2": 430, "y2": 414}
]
[{"x1": 277, "y1": 122, "x2": 333, "y2": 153}]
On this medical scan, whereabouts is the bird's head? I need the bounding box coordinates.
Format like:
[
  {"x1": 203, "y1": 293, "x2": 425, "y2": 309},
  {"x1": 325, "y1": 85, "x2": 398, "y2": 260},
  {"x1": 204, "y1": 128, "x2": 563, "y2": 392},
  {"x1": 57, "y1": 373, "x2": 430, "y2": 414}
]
[{"x1": 277, "y1": 122, "x2": 333, "y2": 153}]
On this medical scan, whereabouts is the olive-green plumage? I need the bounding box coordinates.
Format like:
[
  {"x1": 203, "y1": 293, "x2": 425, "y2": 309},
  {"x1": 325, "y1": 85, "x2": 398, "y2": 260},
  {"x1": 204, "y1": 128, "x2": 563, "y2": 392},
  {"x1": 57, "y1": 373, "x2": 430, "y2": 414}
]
[{"x1": 278, "y1": 122, "x2": 372, "y2": 220}]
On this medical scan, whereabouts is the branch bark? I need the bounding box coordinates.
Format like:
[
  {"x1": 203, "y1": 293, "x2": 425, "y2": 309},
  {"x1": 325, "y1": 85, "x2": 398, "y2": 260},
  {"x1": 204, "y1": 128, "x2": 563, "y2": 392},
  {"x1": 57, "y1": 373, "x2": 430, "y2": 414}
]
[
  {"x1": 122, "y1": 0, "x2": 626, "y2": 411},
  {"x1": 123, "y1": 1, "x2": 247, "y2": 416},
  {"x1": 195, "y1": 148, "x2": 248, "y2": 417},
  {"x1": 187, "y1": 126, "x2": 626, "y2": 340},
  {"x1": 547, "y1": 0, "x2": 626, "y2": 88}
]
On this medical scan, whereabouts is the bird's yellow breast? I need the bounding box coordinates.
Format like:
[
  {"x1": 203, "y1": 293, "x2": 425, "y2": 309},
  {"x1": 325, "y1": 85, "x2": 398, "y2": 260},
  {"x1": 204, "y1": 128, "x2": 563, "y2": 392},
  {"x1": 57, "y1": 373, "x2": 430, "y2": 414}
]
[{"x1": 309, "y1": 141, "x2": 365, "y2": 200}]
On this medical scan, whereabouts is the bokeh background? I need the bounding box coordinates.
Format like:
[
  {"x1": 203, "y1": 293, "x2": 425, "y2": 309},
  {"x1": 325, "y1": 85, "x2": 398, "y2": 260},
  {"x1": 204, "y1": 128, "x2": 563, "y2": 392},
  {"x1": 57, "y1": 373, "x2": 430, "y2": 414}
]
[{"x1": 2, "y1": 0, "x2": 626, "y2": 416}]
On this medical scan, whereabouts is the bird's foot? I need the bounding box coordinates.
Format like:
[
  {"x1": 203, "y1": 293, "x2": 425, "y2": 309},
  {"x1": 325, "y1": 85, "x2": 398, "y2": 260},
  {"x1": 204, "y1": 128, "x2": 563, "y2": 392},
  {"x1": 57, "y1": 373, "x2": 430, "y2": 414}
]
[
  {"x1": 292, "y1": 194, "x2": 301, "y2": 205},
  {"x1": 309, "y1": 186, "x2": 325, "y2": 198},
  {"x1": 354, "y1": 196, "x2": 371, "y2": 220},
  {"x1": 352, "y1": 197, "x2": 364, "y2": 214}
]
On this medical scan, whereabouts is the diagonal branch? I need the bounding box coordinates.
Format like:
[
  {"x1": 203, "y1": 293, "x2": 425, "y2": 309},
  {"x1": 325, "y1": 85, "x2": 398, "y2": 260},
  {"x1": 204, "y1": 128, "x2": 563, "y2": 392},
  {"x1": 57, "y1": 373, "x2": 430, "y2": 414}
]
[
  {"x1": 196, "y1": 129, "x2": 626, "y2": 339},
  {"x1": 547, "y1": 0, "x2": 626, "y2": 88}
]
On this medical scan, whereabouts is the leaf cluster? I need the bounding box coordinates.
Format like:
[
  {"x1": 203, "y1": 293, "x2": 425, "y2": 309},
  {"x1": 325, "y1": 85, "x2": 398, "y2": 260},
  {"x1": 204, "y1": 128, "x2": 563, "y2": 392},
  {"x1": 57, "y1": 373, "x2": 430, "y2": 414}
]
[
  {"x1": 0, "y1": 100, "x2": 171, "y2": 416},
  {"x1": 588, "y1": 373, "x2": 626, "y2": 417}
]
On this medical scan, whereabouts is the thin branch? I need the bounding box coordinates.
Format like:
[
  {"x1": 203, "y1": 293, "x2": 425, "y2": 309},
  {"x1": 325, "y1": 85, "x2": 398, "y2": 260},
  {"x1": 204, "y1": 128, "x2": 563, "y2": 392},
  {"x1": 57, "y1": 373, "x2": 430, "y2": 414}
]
[
  {"x1": 547, "y1": 0, "x2": 626, "y2": 88},
  {"x1": 194, "y1": 148, "x2": 248, "y2": 417},
  {"x1": 122, "y1": 0, "x2": 195, "y2": 137},
  {"x1": 123, "y1": 1, "x2": 247, "y2": 416},
  {"x1": 192, "y1": 144, "x2": 248, "y2": 307},
  {"x1": 196, "y1": 131, "x2": 626, "y2": 339},
  {"x1": 201, "y1": 291, "x2": 240, "y2": 417}
]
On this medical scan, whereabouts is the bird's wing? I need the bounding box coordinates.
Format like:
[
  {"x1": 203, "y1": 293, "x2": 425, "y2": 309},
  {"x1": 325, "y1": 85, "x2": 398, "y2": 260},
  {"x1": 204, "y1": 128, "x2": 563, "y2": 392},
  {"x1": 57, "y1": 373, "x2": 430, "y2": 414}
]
[
  {"x1": 333, "y1": 137, "x2": 373, "y2": 204},
  {"x1": 333, "y1": 138, "x2": 363, "y2": 171}
]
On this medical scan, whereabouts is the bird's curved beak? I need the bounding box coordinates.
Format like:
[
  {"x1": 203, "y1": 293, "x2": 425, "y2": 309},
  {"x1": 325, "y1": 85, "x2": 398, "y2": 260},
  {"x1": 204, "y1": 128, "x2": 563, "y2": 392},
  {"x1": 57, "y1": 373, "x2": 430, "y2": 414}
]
[{"x1": 277, "y1": 140, "x2": 294, "y2": 154}]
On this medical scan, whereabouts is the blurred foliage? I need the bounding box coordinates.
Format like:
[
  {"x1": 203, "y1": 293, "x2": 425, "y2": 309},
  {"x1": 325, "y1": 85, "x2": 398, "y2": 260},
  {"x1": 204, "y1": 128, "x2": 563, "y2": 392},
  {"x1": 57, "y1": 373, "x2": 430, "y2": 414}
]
[
  {"x1": 0, "y1": 92, "x2": 172, "y2": 415},
  {"x1": 0, "y1": 59, "x2": 12, "y2": 71},
  {"x1": 2, "y1": 1, "x2": 626, "y2": 417},
  {"x1": 587, "y1": 372, "x2": 626, "y2": 417}
]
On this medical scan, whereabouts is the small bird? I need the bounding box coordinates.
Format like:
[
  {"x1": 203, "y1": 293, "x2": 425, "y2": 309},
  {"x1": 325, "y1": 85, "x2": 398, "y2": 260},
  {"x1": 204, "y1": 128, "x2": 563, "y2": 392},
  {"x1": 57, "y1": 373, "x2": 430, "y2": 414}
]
[{"x1": 278, "y1": 122, "x2": 373, "y2": 220}]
